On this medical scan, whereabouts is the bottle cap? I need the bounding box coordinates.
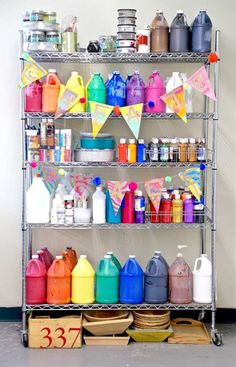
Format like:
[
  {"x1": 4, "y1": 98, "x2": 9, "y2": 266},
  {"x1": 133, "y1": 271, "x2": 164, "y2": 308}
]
[
  {"x1": 171, "y1": 138, "x2": 177, "y2": 144},
  {"x1": 185, "y1": 194, "x2": 192, "y2": 199},
  {"x1": 129, "y1": 255, "x2": 136, "y2": 258},
  {"x1": 175, "y1": 194, "x2": 181, "y2": 199},
  {"x1": 154, "y1": 250, "x2": 161, "y2": 256},
  {"x1": 202, "y1": 138, "x2": 206, "y2": 144},
  {"x1": 32, "y1": 255, "x2": 39, "y2": 259},
  {"x1": 35, "y1": 173, "x2": 41, "y2": 177},
  {"x1": 66, "y1": 246, "x2": 72, "y2": 250},
  {"x1": 157, "y1": 9, "x2": 163, "y2": 13},
  {"x1": 138, "y1": 139, "x2": 144, "y2": 144},
  {"x1": 172, "y1": 72, "x2": 180, "y2": 76},
  {"x1": 163, "y1": 193, "x2": 169, "y2": 199},
  {"x1": 48, "y1": 69, "x2": 56, "y2": 73},
  {"x1": 80, "y1": 254, "x2": 87, "y2": 259},
  {"x1": 120, "y1": 138, "x2": 126, "y2": 144},
  {"x1": 179, "y1": 138, "x2": 186, "y2": 144},
  {"x1": 71, "y1": 71, "x2": 78, "y2": 76},
  {"x1": 107, "y1": 251, "x2": 114, "y2": 256},
  {"x1": 177, "y1": 245, "x2": 187, "y2": 257},
  {"x1": 177, "y1": 10, "x2": 184, "y2": 14},
  {"x1": 56, "y1": 255, "x2": 63, "y2": 259},
  {"x1": 37, "y1": 250, "x2": 43, "y2": 254},
  {"x1": 104, "y1": 254, "x2": 111, "y2": 259},
  {"x1": 151, "y1": 137, "x2": 159, "y2": 144},
  {"x1": 189, "y1": 138, "x2": 195, "y2": 144},
  {"x1": 129, "y1": 138, "x2": 136, "y2": 144},
  {"x1": 135, "y1": 190, "x2": 143, "y2": 197}
]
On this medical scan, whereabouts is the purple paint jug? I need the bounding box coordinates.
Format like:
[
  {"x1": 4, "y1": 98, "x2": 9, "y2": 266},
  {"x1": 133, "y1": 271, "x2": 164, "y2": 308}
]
[
  {"x1": 183, "y1": 194, "x2": 194, "y2": 223},
  {"x1": 127, "y1": 71, "x2": 145, "y2": 106},
  {"x1": 145, "y1": 71, "x2": 166, "y2": 112}
]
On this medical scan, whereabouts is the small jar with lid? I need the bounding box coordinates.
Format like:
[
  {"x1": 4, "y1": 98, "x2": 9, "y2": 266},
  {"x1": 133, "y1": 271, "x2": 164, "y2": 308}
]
[
  {"x1": 30, "y1": 30, "x2": 45, "y2": 43},
  {"x1": 149, "y1": 138, "x2": 159, "y2": 162},
  {"x1": 87, "y1": 40, "x2": 101, "y2": 53},
  {"x1": 29, "y1": 10, "x2": 45, "y2": 22},
  {"x1": 188, "y1": 137, "x2": 197, "y2": 162},
  {"x1": 179, "y1": 138, "x2": 188, "y2": 162},
  {"x1": 43, "y1": 11, "x2": 57, "y2": 23},
  {"x1": 46, "y1": 31, "x2": 60, "y2": 44},
  {"x1": 99, "y1": 35, "x2": 117, "y2": 52},
  {"x1": 64, "y1": 195, "x2": 74, "y2": 210},
  {"x1": 26, "y1": 130, "x2": 39, "y2": 150},
  {"x1": 160, "y1": 138, "x2": 169, "y2": 162}
]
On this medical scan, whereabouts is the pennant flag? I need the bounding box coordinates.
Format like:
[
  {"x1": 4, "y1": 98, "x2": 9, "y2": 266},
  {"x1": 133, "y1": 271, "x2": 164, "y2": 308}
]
[
  {"x1": 55, "y1": 85, "x2": 78, "y2": 119},
  {"x1": 107, "y1": 180, "x2": 129, "y2": 215},
  {"x1": 186, "y1": 65, "x2": 216, "y2": 101},
  {"x1": 119, "y1": 104, "x2": 143, "y2": 139},
  {"x1": 70, "y1": 174, "x2": 93, "y2": 197},
  {"x1": 38, "y1": 165, "x2": 58, "y2": 194},
  {"x1": 161, "y1": 85, "x2": 187, "y2": 123},
  {"x1": 19, "y1": 52, "x2": 48, "y2": 88},
  {"x1": 90, "y1": 102, "x2": 114, "y2": 138},
  {"x1": 179, "y1": 168, "x2": 202, "y2": 201},
  {"x1": 144, "y1": 178, "x2": 164, "y2": 213}
]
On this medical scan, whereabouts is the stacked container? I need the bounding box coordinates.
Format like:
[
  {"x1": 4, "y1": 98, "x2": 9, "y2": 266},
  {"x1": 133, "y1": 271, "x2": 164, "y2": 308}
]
[{"x1": 117, "y1": 9, "x2": 137, "y2": 53}]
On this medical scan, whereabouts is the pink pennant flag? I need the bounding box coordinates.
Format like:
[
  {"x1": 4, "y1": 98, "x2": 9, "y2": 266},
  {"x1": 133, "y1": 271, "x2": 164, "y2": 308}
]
[
  {"x1": 144, "y1": 178, "x2": 164, "y2": 214},
  {"x1": 107, "y1": 180, "x2": 129, "y2": 215},
  {"x1": 187, "y1": 65, "x2": 216, "y2": 101},
  {"x1": 70, "y1": 174, "x2": 93, "y2": 196}
]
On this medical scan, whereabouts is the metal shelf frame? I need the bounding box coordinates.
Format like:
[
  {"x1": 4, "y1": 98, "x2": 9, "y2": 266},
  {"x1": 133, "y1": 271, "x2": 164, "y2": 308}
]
[{"x1": 20, "y1": 30, "x2": 221, "y2": 346}]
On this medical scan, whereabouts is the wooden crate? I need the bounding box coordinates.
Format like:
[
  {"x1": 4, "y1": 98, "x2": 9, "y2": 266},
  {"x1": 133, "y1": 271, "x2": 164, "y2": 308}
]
[
  {"x1": 127, "y1": 326, "x2": 173, "y2": 342},
  {"x1": 168, "y1": 318, "x2": 211, "y2": 344},
  {"x1": 82, "y1": 312, "x2": 133, "y2": 336},
  {"x1": 28, "y1": 313, "x2": 82, "y2": 348}
]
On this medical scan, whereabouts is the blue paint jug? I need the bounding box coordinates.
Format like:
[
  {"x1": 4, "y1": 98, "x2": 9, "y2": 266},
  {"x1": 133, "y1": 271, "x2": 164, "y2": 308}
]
[
  {"x1": 106, "y1": 71, "x2": 126, "y2": 107},
  {"x1": 191, "y1": 10, "x2": 212, "y2": 52},
  {"x1": 106, "y1": 190, "x2": 121, "y2": 224},
  {"x1": 120, "y1": 255, "x2": 143, "y2": 304}
]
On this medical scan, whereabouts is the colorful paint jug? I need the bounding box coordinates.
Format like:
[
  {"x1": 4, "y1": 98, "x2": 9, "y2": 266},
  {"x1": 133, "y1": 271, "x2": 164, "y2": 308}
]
[
  {"x1": 42, "y1": 69, "x2": 61, "y2": 113},
  {"x1": 26, "y1": 255, "x2": 46, "y2": 304},
  {"x1": 145, "y1": 70, "x2": 166, "y2": 113},
  {"x1": 71, "y1": 255, "x2": 95, "y2": 304},
  {"x1": 106, "y1": 251, "x2": 122, "y2": 271},
  {"x1": 41, "y1": 247, "x2": 54, "y2": 265},
  {"x1": 150, "y1": 10, "x2": 169, "y2": 52},
  {"x1": 170, "y1": 11, "x2": 190, "y2": 52},
  {"x1": 191, "y1": 10, "x2": 212, "y2": 52},
  {"x1": 106, "y1": 71, "x2": 126, "y2": 107},
  {"x1": 25, "y1": 80, "x2": 42, "y2": 112},
  {"x1": 127, "y1": 71, "x2": 145, "y2": 106},
  {"x1": 144, "y1": 253, "x2": 168, "y2": 303},
  {"x1": 47, "y1": 255, "x2": 71, "y2": 304},
  {"x1": 66, "y1": 71, "x2": 86, "y2": 112},
  {"x1": 63, "y1": 246, "x2": 78, "y2": 270},
  {"x1": 86, "y1": 73, "x2": 106, "y2": 112},
  {"x1": 106, "y1": 190, "x2": 121, "y2": 224},
  {"x1": 121, "y1": 191, "x2": 134, "y2": 223},
  {"x1": 96, "y1": 255, "x2": 119, "y2": 304},
  {"x1": 37, "y1": 249, "x2": 53, "y2": 271},
  {"x1": 193, "y1": 254, "x2": 212, "y2": 303},
  {"x1": 120, "y1": 255, "x2": 144, "y2": 304}
]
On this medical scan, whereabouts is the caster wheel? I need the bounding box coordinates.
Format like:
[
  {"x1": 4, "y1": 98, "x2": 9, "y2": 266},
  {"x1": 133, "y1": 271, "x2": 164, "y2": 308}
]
[
  {"x1": 21, "y1": 333, "x2": 28, "y2": 347},
  {"x1": 211, "y1": 330, "x2": 222, "y2": 346}
]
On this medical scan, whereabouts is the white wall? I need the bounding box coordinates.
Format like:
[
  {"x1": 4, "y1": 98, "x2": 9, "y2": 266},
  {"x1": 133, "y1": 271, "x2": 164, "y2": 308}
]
[{"x1": 0, "y1": 0, "x2": 235, "y2": 308}]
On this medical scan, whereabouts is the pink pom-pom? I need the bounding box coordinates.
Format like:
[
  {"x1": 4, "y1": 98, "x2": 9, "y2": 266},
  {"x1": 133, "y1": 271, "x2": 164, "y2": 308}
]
[
  {"x1": 79, "y1": 97, "x2": 86, "y2": 103},
  {"x1": 129, "y1": 181, "x2": 137, "y2": 191},
  {"x1": 29, "y1": 161, "x2": 37, "y2": 168}
]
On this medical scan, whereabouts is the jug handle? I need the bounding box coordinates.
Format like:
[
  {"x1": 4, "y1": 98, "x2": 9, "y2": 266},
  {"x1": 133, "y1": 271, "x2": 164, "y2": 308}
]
[
  {"x1": 148, "y1": 76, "x2": 155, "y2": 87},
  {"x1": 98, "y1": 259, "x2": 105, "y2": 272},
  {"x1": 193, "y1": 258, "x2": 202, "y2": 273},
  {"x1": 127, "y1": 259, "x2": 137, "y2": 275},
  {"x1": 77, "y1": 76, "x2": 84, "y2": 87},
  {"x1": 172, "y1": 318, "x2": 202, "y2": 326},
  {"x1": 148, "y1": 259, "x2": 157, "y2": 273}
]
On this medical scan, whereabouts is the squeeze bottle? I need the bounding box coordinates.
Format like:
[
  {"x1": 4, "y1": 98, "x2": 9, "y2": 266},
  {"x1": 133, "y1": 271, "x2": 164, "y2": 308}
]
[
  {"x1": 92, "y1": 177, "x2": 106, "y2": 224},
  {"x1": 121, "y1": 182, "x2": 137, "y2": 224},
  {"x1": 126, "y1": 71, "x2": 145, "y2": 106},
  {"x1": 106, "y1": 71, "x2": 126, "y2": 107},
  {"x1": 134, "y1": 190, "x2": 145, "y2": 224},
  {"x1": 87, "y1": 73, "x2": 106, "y2": 112},
  {"x1": 172, "y1": 194, "x2": 183, "y2": 224},
  {"x1": 183, "y1": 194, "x2": 194, "y2": 223}
]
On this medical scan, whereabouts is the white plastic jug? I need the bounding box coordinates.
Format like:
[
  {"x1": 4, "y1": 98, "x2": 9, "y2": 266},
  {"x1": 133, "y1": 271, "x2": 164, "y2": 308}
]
[
  {"x1": 26, "y1": 174, "x2": 50, "y2": 223},
  {"x1": 166, "y1": 72, "x2": 182, "y2": 113},
  {"x1": 92, "y1": 187, "x2": 106, "y2": 224},
  {"x1": 193, "y1": 254, "x2": 212, "y2": 303}
]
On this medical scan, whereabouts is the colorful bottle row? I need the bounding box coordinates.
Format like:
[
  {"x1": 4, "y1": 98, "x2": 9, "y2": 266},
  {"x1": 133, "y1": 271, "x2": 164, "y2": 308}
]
[
  {"x1": 24, "y1": 70, "x2": 192, "y2": 114},
  {"x1": 26, "y1": 247, "x2": 212, "y2": 305}
]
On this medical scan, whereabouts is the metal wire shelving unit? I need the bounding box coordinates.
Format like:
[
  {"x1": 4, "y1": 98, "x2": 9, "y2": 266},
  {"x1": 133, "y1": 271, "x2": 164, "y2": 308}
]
[{"x1": 20, "y1": 30, "x2": 222, "y2": 346}]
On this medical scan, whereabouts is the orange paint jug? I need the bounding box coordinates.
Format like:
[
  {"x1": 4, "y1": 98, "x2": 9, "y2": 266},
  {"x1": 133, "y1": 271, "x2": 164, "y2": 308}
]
[
  {"x1": 42, "y1": 69, "x2": 61, "y2": 113},
  {"x1": 64, "y1": 246, "x2": 78, "y2": 269},
  {"x1": 47, "y1": 255, "x2": 71, "y2": 304}
]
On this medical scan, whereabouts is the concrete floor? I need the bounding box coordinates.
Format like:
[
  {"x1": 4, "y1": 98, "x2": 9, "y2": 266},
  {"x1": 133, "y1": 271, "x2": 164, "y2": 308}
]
[{"x1": 0, "y1": 323, "x2": 236, "y2": 367}]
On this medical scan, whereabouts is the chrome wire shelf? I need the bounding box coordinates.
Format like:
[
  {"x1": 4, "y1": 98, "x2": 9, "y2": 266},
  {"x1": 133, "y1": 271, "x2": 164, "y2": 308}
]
[
  {"x1": 24, "y1": 112, "x2": 214, "y2": 120},
  {"x1": 25, "y1": 302, "x2": 212, "y2": 311},
  {"x1": 25, "y1": 51, "x2": 210, "y2": 64}
]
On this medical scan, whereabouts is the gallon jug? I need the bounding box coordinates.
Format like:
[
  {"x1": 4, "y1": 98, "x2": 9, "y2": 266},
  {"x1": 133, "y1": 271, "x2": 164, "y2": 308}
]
[
  {"x1": 166, "y1": 72, "x2": 182, "y2": 113},
  {"x1": 193, "y1": 254, "x2": 212, "y2": 303},
  {"x1": 26, "y1": 255, "x2": 46, "y2": 304},
  {"x1": 106, "y1": 190, "x2": 121, "y2": 224},
  {"x1": 63, "y1": 246, "x2": 78, "y2": 270},
  {"x1": 170, "y1": 11, "x2": 190, "y2": 52},
  {"x1": 169, "y1": 245, "x2": 193, "y2": 303},
  {"x1": 126, "y1": 71, "x2": 145, "y2": 106},
  {"x1": 42, "y1": 69, "x2": 61, "y2": 113},
  {"x1": 96, "y1": 255, "x2": 119, "y2": 304},
  {"x1": 145, "y1": 70, "x2": 166, "y2": 113},
  {"x1": 71, "y1": 255, "x2": 95, "y2": 304},
  {"x1": 106, "y1": 251, "x2": 122, "y2": 271},
  {"x1": 25, "y1": 80, "x2": 42, "y2": 112},
  {"x1": 144, "y1": 254, "x2": 168, "y2": 303},
  {"x1": 92, "y1": 178, "x2": 106, "y2": 224},
  {"x1": 37, "y1": 249, "x2": 52, "y2": 271},
  {"x1": 106, "y1": 71, "x2": 126, "y2": 107},
  {"x1": 26, "y1": 173, "x2": 50, "y2": 223},
  {"x1": 47, "y1": 255, "x2": 71, "y2": 304},
  {"x1": 66, "y1": 71, "x2": 86, "y2": 112},
  {"x1": 150, "y1": 10, "x2": 169, "y2": 52},
  {"x1": 120, "y1": 255, "x2": 143, "y2": 304},
  {"x1": 191, "y1": 10, "x2": 212, "y2": 52},
  {"x1": 41, "y1": 247, "x2": 54, "y2": 265},
  {"x1": 61, "y1": 250, "x2": 74, "y2": 272},
  {"x1": 86, "y1": 73, "x2": 106, "y2": 112},
  {"x1": 154, "y1": 251, "x2": 169, "y2": 269}
]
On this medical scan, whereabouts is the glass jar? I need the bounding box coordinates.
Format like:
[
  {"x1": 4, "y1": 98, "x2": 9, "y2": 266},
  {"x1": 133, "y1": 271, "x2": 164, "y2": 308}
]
[
  {"x1": 43, "y1": 11, "x2": 57, "y2": 23},
  {"x1": 188, "y1": 137, "x2": 197, "y2": 162},
  {"x1": 30, "y1": 30, "x2": 45, "y2": 43},
  {"x1": 29, "y1": 10, "x2": 45, "y2": 22},
  {"x1": 87, "y1": 40, "x2": 101, "y2": 53},
  {"x1": 179, "y1": 138, "x2": 188, "y2": 162},
  {"x1": 160, "y1": 138, "x2": 169, "y2": 162},
  {"x1": 46, "y1": 31, "x2": 60, "y2": 44},
  {"x1": 99, "y1": 35, "x2": 117, "y2": 52}
]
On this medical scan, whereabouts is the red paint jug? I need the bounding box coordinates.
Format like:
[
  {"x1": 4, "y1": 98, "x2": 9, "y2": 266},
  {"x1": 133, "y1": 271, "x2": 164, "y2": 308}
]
[
  {"x1": 122, "y1": 191, "x2": 134, "y2": 223},
  {"x1": 26, "y1": 255, "x2": 46, "y2": 304},
  {"x1": 47, "y1": 255, "x2": 71, "y2": 304},
  {"x1": 25, "y1": 80, "x2": 42, "y2": 112},
  {"x1": 37, "y1": 247, "x2": 54, "y2": 270}
]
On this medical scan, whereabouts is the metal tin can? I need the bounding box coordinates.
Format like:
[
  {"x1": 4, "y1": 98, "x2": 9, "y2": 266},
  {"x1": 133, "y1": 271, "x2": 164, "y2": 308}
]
[
  {"x1": 46, "y1": 31, "x2": 60, "y2": 44},
  {"x1": 43, "y1": 11, "x2": 57, "y2": 23},
  {"x1": 62, "y1": 32, "x2": 77, "y2": 52},
  {"x1": 30, "y1": 30, "x2": 45, "y2": 43},
  {"x1": 117, "y1": 32, "x2": 136, "y2": 40},
  {"x1": 117, "y1": 17, "x2": 137, "y2": 25},
  {"x1": 117, "y1": 40, "x2": 135, "y2": 48},
  {"x1": 118, "y1": 25, "x2": 136, "y2": 33},
  {"x1": 29, "y1": 10, "x2": 45, "y2": 22},
  {"x1": 118, "y1": 9, "x2": 137, "y2": 17}
]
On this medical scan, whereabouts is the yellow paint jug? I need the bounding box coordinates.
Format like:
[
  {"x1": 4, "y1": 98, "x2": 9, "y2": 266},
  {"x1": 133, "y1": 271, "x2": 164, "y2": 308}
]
[
  {"x1": 66, "y1": 71, "x2": 86, "y2": 112},
  {"x1": 71, "y1": 255, "x2": 95, "y2": 304}
]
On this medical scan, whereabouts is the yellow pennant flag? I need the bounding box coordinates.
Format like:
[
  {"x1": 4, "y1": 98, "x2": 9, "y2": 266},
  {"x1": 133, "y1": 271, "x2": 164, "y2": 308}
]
[
  {"x1": 90, "y1": 102, "x2": 113, "y2": 138},
  {"x1": 19, "y1": 52, "x2": 48, "y2": 88},
  {"x1": 119, "y1": 104, "x2": 143, "y2": 139},
  {"x1": 55, "y1": 85, "x2": 79, "y2": 119},
  {"x1": 161, "y1": 85, "x2": 187, "y2": 123}
]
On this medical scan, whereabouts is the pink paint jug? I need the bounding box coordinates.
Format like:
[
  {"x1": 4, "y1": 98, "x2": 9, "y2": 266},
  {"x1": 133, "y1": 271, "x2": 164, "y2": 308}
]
[
  {"x1": 26, "y1": 255, "x2": 47, "y2": 304},
  {"x1": 24, "y1": 80, "x2": 42, "y2": 112},
  {"x1": 145, "y1": 71, "x2": 166, "y2": 113}
]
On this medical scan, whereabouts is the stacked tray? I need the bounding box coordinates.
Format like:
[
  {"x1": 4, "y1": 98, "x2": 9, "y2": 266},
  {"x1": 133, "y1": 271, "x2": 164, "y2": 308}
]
[
  {"x1": 117, "y1": 9, "x2": 137, "y2": 53},
  {"x1": 133, "y1": 310, "x2": 170, "y2": 329}
]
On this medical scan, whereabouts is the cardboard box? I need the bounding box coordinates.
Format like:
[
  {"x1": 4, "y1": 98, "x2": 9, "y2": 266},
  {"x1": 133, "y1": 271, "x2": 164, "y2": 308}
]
[{"x1": 29, "y1": 313, "x2": 82, "y2": 348}]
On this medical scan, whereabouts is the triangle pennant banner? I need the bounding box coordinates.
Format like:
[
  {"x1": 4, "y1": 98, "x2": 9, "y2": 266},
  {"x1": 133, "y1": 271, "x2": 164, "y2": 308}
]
[
  {"x1": 161, "y1": 85, "x2": 187, "y2": 123},
  {"x1": 186, "y1": 65, "x2": 216, "y2": 101},
  {"x1": 179, "y1": 168, "x2": 202, "y2": 201},
  {"x1": 38, "y1": 165, "x2": 58, "y2": 194},
  {"x1": 55, "y1": 85, "x2": 79, "y2": 119},
  {"x1": 19, "y1": 52, "x2": 48, "y2": 88},
  {"x1": 119, "y1": 104, "x2": 143, "y2": 139},
  {"x1": 70, "y1": 174, "x2": 93, "y2": 197},
  {"x1": 107, "y1": 180, "x2": 129, "y2": 215},
  {"x1": 90, "y1": 102, "x2": 114, "y2": 138},
  {"x1": 144, "y1": 178, "x2": 164, "y2": 214}
]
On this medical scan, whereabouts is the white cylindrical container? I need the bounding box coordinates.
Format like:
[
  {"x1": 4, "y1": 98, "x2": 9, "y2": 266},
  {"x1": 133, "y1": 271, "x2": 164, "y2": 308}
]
[
  {"x1": 193, "y1": 254, "x2": 212, "y2": 303},
  {"x1": 92, "y1": 187, "x2": 106, "y2": 224},
  {"x1": 166, "y1": 72, "x2": 182, "y2": 113},
  {"x1": 136, "y1": 27, "x2": 150, "y2": 53}
]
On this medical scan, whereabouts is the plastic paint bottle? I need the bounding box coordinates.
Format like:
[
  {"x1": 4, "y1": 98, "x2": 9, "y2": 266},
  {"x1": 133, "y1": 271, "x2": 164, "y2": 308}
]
[{"x1": 134, "y1": 190, "x2": 146, "y2": 224}]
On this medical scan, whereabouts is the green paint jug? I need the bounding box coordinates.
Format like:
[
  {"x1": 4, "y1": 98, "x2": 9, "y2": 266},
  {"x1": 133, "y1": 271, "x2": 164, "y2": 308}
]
[
  {"x1": 106, "y1": 251, "x2": 122, "y2": 271},
  {"x1": 86, "y1": 73, "x2": 106, "y2": 112},
  {"x1": 96, "y1": 255, "x2": 119, "y2": 303}
]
